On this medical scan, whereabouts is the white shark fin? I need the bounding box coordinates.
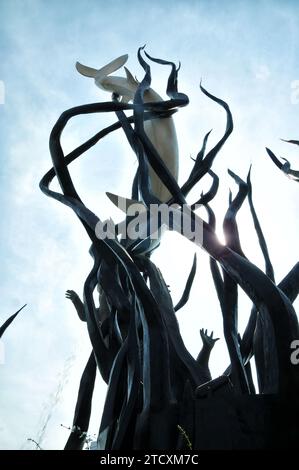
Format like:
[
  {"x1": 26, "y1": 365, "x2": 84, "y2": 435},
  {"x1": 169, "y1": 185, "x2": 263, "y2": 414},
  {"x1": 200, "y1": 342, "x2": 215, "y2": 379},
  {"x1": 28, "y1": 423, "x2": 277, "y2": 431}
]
[
  {"x1": 124, "y1": 66, "x2": 139, "y2": 88},
  {"x1": 76, "y1": 54, "x2": 128, "y2": 80},
  {"x1": 95, "y1": 54, "x2": 128, "y2": 82},
  {"x1": 76, "y1": 62, "x2": 98, "y2": 78}
]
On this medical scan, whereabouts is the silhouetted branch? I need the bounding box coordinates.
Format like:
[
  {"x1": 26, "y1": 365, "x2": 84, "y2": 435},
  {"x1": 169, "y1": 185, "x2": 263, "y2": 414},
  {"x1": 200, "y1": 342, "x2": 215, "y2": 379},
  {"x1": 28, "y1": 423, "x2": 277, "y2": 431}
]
[
  {"x1": 0, "y1": 304, "x2": 26, "y2": 338},
  {"x1": 174, "y1": 254, "x2": 197, "y2": 312}
]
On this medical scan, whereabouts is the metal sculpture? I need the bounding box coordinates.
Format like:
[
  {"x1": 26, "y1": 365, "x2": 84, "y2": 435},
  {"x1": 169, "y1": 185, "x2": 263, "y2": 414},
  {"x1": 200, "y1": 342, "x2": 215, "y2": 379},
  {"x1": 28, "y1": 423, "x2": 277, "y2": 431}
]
[{"x1": 39, "y1": 48, "x2": 299, "y2": 450}]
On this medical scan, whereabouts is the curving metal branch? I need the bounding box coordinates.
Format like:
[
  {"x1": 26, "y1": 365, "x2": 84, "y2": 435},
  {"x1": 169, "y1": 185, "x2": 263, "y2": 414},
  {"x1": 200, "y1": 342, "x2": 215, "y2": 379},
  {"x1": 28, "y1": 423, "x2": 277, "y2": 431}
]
[
  {"x1": 174, "y1": 254, "x2": 197, "y2": 312},
  {"x1": 0, "y1": 304, "x2": 26, "y2": 339},
  {"x1": 266, "y1": 147, "x2": 299, "y2": 182}
]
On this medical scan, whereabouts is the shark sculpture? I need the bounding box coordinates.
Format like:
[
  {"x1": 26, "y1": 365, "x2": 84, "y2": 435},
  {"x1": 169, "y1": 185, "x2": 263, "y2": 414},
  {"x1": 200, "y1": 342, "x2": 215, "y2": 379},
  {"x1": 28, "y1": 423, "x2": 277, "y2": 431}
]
[{"x1": 76, "y1": 54, "x2": 179, "y2": 203}]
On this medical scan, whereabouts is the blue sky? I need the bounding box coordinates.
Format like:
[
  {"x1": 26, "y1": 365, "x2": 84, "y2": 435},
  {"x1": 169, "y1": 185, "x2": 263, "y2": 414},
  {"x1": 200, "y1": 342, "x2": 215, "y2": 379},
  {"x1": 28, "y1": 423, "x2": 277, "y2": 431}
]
[{"x1": 0, "y1": 0, "x2": 299, "y2": 449}]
